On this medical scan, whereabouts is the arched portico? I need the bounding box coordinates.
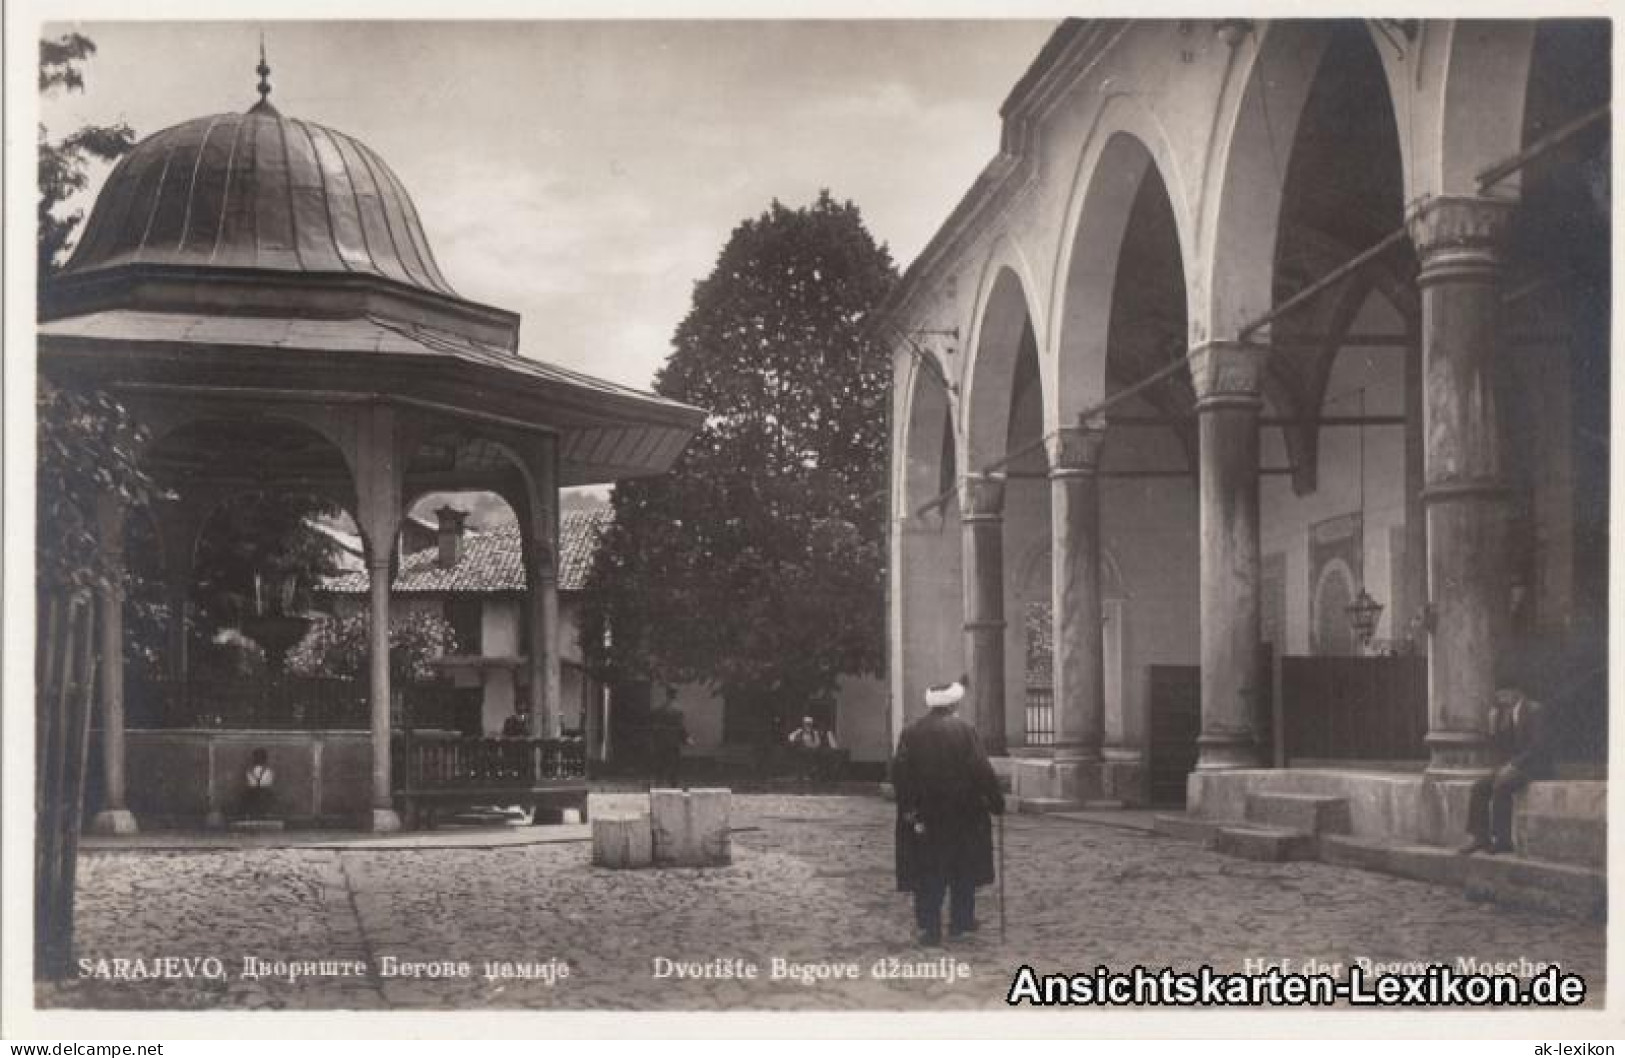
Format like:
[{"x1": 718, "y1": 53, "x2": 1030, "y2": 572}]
[
  {"x1": 883, "y1": 18, "x2": 1605, "y2": 840},
  {"x1": 891, "y1": 358, "x2": 966, "y2": 747}
]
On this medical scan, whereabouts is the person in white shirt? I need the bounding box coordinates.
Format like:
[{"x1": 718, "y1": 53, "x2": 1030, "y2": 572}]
[
  {"x1": 787, "y1": 716, "x2": 838, "y2": 781},
  {"x1": 241, "y1": 747, "x2": 276, "y2": 819}
]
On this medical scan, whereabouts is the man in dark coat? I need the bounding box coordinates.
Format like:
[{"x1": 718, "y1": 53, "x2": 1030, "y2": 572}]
[
  {"x1": 892, "y1": 676, "x2": 1004, "y2": 946},
  {"x1": 649, "y1": 687, "x2": 691, "y2": 789},
  {"x1": 1460, "y1": 676, "x2": 1554, "y2": 855}
]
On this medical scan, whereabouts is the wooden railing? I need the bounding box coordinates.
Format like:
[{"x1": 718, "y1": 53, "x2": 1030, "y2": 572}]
[{"x1": 395, "y1": 734, "x2": 587, "y2": 790}]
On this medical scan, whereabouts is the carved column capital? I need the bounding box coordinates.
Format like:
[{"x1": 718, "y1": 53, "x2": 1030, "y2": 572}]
[
  {"x1": 1188, "y1": 340, "x2": 1268, "y2": 410},
  {"x1": 958, "y1": 473, "x2": 1006, "y2": 521},
  {"x1": 1407, "y1": 195, "x2": 1513, "y2": 284},
  {"x1": 1046, "y1": 418, "x2": 1108, "y2": 478}
]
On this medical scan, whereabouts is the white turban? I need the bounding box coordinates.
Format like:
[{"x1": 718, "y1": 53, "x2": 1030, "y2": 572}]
[{"x1": 924, "y1": 681, "x2": 965, "y2": 708}]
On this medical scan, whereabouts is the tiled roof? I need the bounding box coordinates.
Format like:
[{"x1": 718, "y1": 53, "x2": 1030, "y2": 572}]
[
  {"x1": 322, "y1": 509, "x2": 611, "y2": 595},
  {"x1": 558, "y1": 509, "x2": 611, "y2": 591}
]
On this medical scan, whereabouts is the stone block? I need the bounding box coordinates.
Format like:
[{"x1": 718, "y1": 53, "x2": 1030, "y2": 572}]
[
  {"x1": 592, "y1": 813, "x2": 653, "y2": 869},
  {"x1": 1016, "y1": 797, "x2": 1081, "y2": 815},
  {"x1": 1151, "y1": 814, "x2": 1220, "y2": 846},
  {"x1": 229, "y1": 818, "x2": 286, "y2": 833},
  {"x1": 650, "y1": 788, "x2": 731, "y2": 867},
  {"x1": 1464, "y1": 855, "x2": 1606, "y2": 920},
  {"x1": 1213, "y1": 825, "x2": 1315, "y2": 862},
  {"x1": 1008, "y1": 756, "x2": 1105, "y2": 804},
  {"x1": 1245, "y1": 792, "x2": 1352, "y2": 835},
  {"x1": 1514, "y1": 813, "x2": 1605, "y2": 869},
  {"x1": 1319, "y1": 835, "x2": 1467, "y2": 887}
]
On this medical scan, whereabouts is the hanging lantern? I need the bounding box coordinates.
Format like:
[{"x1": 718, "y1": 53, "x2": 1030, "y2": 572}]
[{"x1": 1347, "y1": 587, "x2": 1384, "y2": 646}]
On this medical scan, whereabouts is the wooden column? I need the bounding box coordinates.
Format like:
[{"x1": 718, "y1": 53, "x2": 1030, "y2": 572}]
[
  {"x1": 89, "y1": 493, "x2": 136, "y2": 835},
  {"x1": 354, "y1": 404, "x2": 403, "y2": 832},
  {"x1": 521, "y1": 436, "x2": 562, "y2": 739},
  {"x1": 1408, "y1": 196, "x2": 1514, "y2": 777},
  {"x1": 959, "y1": 472, "x2": 1006, "y2": 753},
  {"x1": 1047, "y1": 419, "x2": 1107, "y2": 757},
  {"x1": 1190, "y1": 340, "x2": 1268, "y2": 771}
]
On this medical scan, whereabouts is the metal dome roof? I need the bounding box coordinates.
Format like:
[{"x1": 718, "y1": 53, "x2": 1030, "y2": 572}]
[{"x1": 60, "y1": 103, "x2": 457, "y2": 297}]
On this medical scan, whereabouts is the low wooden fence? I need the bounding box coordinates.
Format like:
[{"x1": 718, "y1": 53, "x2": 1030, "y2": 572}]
[
  {"x1": 1281, "y1": 655, "x2": 1427, "y2": 762},
  {"x1": 395, "y1": 735, "x2": 587, "y2": 789}
]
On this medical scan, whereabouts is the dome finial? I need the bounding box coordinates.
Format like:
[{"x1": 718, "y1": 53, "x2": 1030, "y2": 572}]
[
  {"x1": 250, "y1": 33, "x2": 278, "y2": 114},
  {"x1": 257, "y1": 34, "x2": 271, "y2": 102}
]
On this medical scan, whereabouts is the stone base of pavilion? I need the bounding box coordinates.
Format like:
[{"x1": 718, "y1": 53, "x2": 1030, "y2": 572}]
[
  {"x1": 1165, "y1": 766, "x2": 1606, "y2": 918},
  {"x1": 992, "y1": 750, "x2": 1143, "y2": 813}
]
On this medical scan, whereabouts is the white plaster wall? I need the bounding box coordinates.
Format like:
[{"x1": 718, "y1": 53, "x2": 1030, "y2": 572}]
[
  {"x1": 1099, "y1": 393, "x2": 1200, "y2": 758},
  {"x1": 481, "y1": 669, "x2": 516, "y2": 735},
  {"x1": 482, "y1": 598, "x2": 521, "y2": 657},
  {"x1": 833, "y1": 675, "x2": 891, "y2": 763},
  {"x1": 896, "y1": 511, "x2": 964, "y2": 736},
  {"x1": 1259, "y1": 294, "x2": 1409, "y2": 653}
]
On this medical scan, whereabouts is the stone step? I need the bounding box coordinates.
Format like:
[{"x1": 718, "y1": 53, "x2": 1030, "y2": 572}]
[
  {"x1": 1464, "y1": 853, "x2": 1607, "y2": 920},
  {"x1": 1151, "y1": 814, "x2": 1220, "y2": 846},
  {"x1": 1079, "y1": 799, "x2": 1128, "y2": 811},
  {"x1": 1244, "y1": 792, "x2": 1351, "y2": 835},
  {"x1": 1017, "y1": 797, "x2": 1084, "y2": 815},
  {"x1": 1319, "y1": 834, "x2": 1467, "y2": 888},
  {"x1": 229, "y1": 819, "x2": 285, "y2": 832},
  {"x1": 1514, "y1": 813, "x2": 1606, "y2": 870},
  {"x1": 1213, "y1": 824, "x2": 1316, "y2": 862}
]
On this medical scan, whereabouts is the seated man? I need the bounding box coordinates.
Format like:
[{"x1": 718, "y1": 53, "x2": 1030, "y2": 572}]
[
  {"x1": 240, "y1": 748, "x2": 276, "y2": 819},
  {"x1": 787, "y1": 716, "x2": 838, "y2": 781},
  {"x1": 1460, "y1": 677, "x2": 1553, "y2": 855}
]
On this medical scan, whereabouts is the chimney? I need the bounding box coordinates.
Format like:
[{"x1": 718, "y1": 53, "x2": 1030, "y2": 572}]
[{"x1": 435, "y1": 505, "x2": 469, "y2": 568}]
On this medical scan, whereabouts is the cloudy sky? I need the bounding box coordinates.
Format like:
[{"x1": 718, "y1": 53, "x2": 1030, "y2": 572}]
[{"x1": 41, "y1": 20, "x2": 1057, "y2": 392}]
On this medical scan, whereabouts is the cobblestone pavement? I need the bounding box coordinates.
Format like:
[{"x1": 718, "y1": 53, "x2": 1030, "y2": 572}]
[{"x1": 39, "y1": 795, "x2": 1605, "y2": 1012}]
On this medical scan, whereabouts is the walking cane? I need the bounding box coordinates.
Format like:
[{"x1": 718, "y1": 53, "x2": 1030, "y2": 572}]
[{"x1": 997, "y1": 811, "x2": 1007, "y2": 942}]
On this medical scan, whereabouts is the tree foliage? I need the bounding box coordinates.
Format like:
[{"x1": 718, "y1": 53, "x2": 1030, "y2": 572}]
[
  {"x1": 582, "y1": 191, "x2": 896, "y2": 725},
  {"x1": 37, "y1": 34, "x2": 151, "y2": 599},
  {"x1": 286, "y1": 609, "x2": 458, "y2": 684},
  {"x1": 190, "y1": 490, "x2": 343, "y2": 634},
  {"x1": 39, "y1": 33, "x2": 135, "y2": 281},
  {"x1": 36, "y1": 377, "x2": 158, "y2": 599}
]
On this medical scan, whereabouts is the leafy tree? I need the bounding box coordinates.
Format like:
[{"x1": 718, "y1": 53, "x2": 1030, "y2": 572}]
[
  {"x1": 582, "y1": 191, "x2": 896, "y2": 737},
  {"x1": 189, "y1": 490, "x2": 343, "y2": 634},
  {"x1": 35, "y1": 30, "x2": 145, "y2": 985},
  {"x1": 286, "y1": 609, "x2": 458, "y2": 684},
  {"x1": 37, "y1": 33, "x2": 147, "y2": 597},
  {"x1": 39, "y1": 33, "x2": 135, "y2": 282}
]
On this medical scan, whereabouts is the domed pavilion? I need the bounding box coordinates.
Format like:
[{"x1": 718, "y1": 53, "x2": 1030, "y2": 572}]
[{"x1": 40, "y1": 67, "x2": 703, "y2": 833}]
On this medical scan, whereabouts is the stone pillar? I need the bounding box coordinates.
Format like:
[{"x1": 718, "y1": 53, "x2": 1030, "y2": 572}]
[
  {"x1": 365, "y1": 551, "x2": 397, "y2": 829},
  {"x1": 1408, "y1": 196, "x2": 1515, "y2": 777},
  {"x1": 354, "y1": 404, "x2": 403, "y2": 832},
  {"x1": 959, "y1": 473, "x2": 1006, "y2": 753},
  {"x1": 1190, "y1": 340, "x2": 1268, "y2": 771},
  {"x1": 90, "y1": 494, "x2": 137, "y2": 835},
  {"x1": 1403, "y1": 334, "x2": 1428, "y2": 645},
  {"x1": 525, "y1": 437, "x2": 562, "y2": 739},
  {"x1": 1047, "y1": 419, "x2": 1107, "y2": 757}
]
